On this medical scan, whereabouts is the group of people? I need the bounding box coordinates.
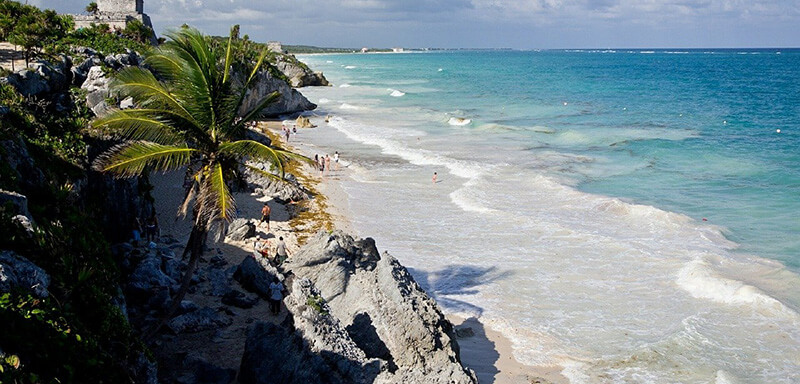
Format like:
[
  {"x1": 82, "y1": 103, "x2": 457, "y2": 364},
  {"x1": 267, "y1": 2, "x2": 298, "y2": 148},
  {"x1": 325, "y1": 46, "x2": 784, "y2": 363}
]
[
  {"x1": 254, "y1": 201, "x2": 291, "y2": 315},
  {"x1": 281, "y1": 123, "x2": 297, "y2": 142},
  {"x1": 314, "y1": 151, "x2": 339, "y2": 176},
  {"x1": 130, "y1": 209, "x2": 159, "y2": 246}
]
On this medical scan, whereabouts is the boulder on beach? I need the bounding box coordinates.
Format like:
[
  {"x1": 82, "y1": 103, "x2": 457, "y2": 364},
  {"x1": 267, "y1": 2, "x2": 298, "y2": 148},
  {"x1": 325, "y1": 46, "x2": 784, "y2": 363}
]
[{"x1": 295, "y1": 115, "x2": 316, "y2": 128}]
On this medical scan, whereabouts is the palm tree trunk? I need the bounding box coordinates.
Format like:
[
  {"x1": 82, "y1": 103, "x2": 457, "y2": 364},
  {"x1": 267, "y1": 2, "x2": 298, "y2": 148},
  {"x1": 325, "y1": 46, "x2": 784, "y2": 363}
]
[{"x1": 143, "y1": 223, "x2": 207, "y2": 340}]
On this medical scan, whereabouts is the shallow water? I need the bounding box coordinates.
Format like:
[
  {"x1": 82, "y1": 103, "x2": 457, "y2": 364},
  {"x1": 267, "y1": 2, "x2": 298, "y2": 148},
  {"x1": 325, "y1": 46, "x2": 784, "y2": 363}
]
[{"x1": 297, "y1": 50, "x2": 800, "y2": 383}]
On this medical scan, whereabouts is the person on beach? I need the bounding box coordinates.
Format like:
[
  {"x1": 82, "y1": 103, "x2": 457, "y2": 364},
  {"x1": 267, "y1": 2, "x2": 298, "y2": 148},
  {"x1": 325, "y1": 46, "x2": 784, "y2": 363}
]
[
  {"x1": 285, "y1": 128, "x2": 290, "y2": 142},
  {"x1": 145, "y1": 210, "x2": 159, "y2": 242},
  {"x1": 268, "y1": 277, "x2": 284, "y2": 315},
  {"x1": 253, "y1": 236, "x2": 271, "y2": 259},
  {"x1": 325, "y1": 155, "x2": 331, "y2": 175},
  {"x1": 319, "y1": 156, "x2": 325, "y2": 176},
  {"x1": 259, "y1": 202, "x2": 271, "y2": 231},
  {"x1": 432, "y1": 172, "x2": 438, "y2": 184},
  {"x1": 275, "y1": 236, "x2": 291, "y2": 265},
  {"x1": 292, "y1": 125, "x2": 297, "y2": 134},
  {"x1": 334, "y1": 151, "x2": 339, "y2": 170},
  {"x1": 131, "y1": 216, "x2": 142, "y2": 246}
]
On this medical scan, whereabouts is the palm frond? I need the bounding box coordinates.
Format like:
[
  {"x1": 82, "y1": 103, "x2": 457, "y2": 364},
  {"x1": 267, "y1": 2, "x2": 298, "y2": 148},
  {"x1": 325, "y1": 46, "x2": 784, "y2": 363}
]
[
  {"x1": 93, "y1": 142, "x2": 195, "y2": 177},
  {"x1": 243, "y1": 163, "x2": 284, "y2": 182},
  {"x1": 222, "y1": 26, "x2": 236, "y2": 84},
  {"x1": 113, "y1": 67, "x2": 198, "y2": 126},
  {"x1": 232, "y1": 91, "x2": 280, "y2": 135},
  {"x1": 93, "y1": 109, "x2": 187, "y2": 144},
  {"x1": 196, "y1": 162, "x2": 236, "y2": 226},
  {"x1": 218, "y1": 139, "x2": 285, "y2": 175}
]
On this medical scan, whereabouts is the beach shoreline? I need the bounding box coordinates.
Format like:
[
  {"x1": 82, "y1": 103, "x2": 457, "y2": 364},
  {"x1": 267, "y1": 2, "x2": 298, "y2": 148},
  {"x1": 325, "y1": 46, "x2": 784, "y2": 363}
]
[{"x1": 258, "y1": 118, "x2": 568, "y2": 384}]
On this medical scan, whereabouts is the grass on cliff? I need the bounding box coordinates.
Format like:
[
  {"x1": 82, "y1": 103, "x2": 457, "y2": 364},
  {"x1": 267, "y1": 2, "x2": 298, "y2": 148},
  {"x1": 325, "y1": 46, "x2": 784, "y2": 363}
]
[{"x1": 261, "y1": 126, "x2": 333, "y2": 245}]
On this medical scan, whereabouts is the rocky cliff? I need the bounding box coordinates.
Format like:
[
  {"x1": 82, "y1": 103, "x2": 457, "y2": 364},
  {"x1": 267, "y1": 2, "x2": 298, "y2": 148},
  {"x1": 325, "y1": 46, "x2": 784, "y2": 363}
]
[{"x1": 238, "y1": 231, "x2": 477, "y2": 384}]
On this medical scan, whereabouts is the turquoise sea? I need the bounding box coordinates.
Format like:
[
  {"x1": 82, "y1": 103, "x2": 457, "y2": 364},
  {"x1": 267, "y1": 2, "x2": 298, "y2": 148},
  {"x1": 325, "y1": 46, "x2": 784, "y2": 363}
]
[{"x1": 296, "y1": 50, "x2": 800, "y2": 383}]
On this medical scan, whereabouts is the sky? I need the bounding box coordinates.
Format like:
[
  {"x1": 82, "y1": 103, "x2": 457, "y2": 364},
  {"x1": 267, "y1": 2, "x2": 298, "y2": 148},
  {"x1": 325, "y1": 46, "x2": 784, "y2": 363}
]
[{"x1": 27, "y1": 0, "x2": 800, "y2": 49}]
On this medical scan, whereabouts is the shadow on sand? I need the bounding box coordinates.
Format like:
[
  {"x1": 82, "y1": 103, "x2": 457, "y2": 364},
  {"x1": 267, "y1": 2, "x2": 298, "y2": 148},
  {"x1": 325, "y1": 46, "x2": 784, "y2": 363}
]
[{"x1": 407, "y1": 264, "x2": 510, "y2": 316}]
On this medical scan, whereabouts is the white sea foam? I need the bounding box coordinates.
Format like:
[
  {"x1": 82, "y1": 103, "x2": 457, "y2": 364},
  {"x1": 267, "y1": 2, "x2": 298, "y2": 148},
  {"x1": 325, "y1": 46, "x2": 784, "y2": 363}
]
[
  {"x1": 676, "y1": 257, "x2": 798, "y2": 319},
  {"x1": 327, "y1": 116, "x2": 485, "y2": 179},
  {"x1": 448, "y1": 117, "x2": 472, "y2": 126},
  {"x1": 339, "y1": 83, "x2": 352, "y2": 88},
  {"x1": 318, "y1": 98, "x2": 331, "y2": 104},
  {"x1": 345, "y1": 65, "x2": 357, "y2": 69},
  {"x1": 339, "y1": 103, "x2": 361, "y2": 110},
  {"x1": 449, "y1": 178, "x2": 496, "y2": 214},
  {"x1": 387, "y1": 88, "x2": 406, "y2": 97}
]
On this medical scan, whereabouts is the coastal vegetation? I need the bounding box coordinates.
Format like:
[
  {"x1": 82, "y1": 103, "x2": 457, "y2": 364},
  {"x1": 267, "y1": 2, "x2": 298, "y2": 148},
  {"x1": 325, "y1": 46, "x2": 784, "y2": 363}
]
[{"x1": 91, "y1": 26, "x2": 310, "y2": 336}]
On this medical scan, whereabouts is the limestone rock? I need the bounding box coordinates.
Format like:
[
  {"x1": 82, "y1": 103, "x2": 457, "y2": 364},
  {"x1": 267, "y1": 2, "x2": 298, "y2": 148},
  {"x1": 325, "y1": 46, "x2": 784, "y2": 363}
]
[
  {"x1": 245, "y1": 165, "x2": 310, "y2": 203},
  {"x1": 221, "y1": 289, "x2": 259, "y2": 309},
  {"x1": 275, "y1": 56, "x2": 330, "y2": 88},
  {"x1": 286, "y1": 231, "x2": 477, "y2": 383},
  {"x1": 0, "y1": 189, "x2": 31, "y2": 220},
  {"x1": 233, "y1": 255, "x2": 280, "y2": 299},
  {"x1": 81, "y1": 66, "x2": 111, "y2": 116},
  {"x1": 225, "y1": 218, "x2": 256, "y2": 241},
  {"x1": 238, "y1": 279, "x2": 383, "y2": 384},
  {"x1": 167, "y1": 307, "x2": 233, "y2": 334},
  {"x1": 295, "y1": 115, "x2": 316, "y2": 128},
  {"x1": 0, "y1": 251, "x2": 51, "y2": 298},
  {"x1": 237, "y1": 69, "x2": 316, "y2": 117}
]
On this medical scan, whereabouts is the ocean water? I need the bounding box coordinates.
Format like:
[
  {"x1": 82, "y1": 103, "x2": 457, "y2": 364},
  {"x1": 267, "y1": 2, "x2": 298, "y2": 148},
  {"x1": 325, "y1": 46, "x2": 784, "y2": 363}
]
[{"x1": 294, "y1": 50, "x2": 800, "y2": 383}]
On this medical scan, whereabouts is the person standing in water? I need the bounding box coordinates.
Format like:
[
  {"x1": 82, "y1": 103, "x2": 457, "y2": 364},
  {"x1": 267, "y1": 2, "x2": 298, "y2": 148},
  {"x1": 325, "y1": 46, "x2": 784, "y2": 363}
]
[
  {"x1": 334, "y1": 151, "x2": 340, "y2": 170},
  {"x1": 432, "y1": 172, "x2": 438, "y2": 184}
]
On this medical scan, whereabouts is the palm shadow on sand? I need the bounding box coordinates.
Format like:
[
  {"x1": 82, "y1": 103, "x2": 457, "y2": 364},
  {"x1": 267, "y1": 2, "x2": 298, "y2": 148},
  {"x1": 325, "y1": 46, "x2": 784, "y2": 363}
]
[{"x1": 407, "y1": 265, "x2": 510, "y2": 317}]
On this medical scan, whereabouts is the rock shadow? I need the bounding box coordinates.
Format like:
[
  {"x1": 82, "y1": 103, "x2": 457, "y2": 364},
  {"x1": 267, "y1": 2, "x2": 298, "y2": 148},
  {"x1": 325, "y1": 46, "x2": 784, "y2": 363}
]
[
  {"x1": 239, "y1": 319, "x2": 382, "y2": 384},
  {"x1": 407, "y1": 265, "x2": 511, "y2": 316},
  {"x1": 453, "y1": 316, "x2": 502, "y2": 384},
  {"x1": 346, "y1": 312, "x2": 398, "y2": 373}
]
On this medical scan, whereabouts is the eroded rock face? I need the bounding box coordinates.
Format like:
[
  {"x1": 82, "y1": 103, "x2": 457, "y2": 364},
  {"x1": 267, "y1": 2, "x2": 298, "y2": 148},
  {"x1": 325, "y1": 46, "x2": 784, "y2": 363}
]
[
  {"x1": 244, "y1": 166, "x2": 310, "y2": 204},
  {"x1": 238, "y1": 278, "x2": 384, "y2": 384},
  {"x1": 280, "y1": 231, "x2": 477, "y2": 383},
  {"x1": 238, "y1": 69, "x2": 316, "y2": 117},
  {"x1": 274, "y1": 56, "x2": 330, "y2": 88},
  {"x1": 226, "y1": 218, "x2": 256, "y2": 242},
  {"x1": 0, "y1": 251, "x2": 51, "y2": 298}
]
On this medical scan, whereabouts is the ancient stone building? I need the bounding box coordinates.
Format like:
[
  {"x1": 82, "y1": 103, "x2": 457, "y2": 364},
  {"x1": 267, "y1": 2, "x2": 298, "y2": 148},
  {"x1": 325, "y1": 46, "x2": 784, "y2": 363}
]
[{"x1": 72, "y1": 0, "x2": 153, "y2": 32}]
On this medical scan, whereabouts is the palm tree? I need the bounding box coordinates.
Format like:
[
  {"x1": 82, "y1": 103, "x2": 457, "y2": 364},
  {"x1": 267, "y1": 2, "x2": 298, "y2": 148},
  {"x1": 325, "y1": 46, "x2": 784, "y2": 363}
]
[
  {"x1": 85, "y1": 2, "x2": 98, "y2": 16},
  {"x1": 93, "y1": 26, "x2": 308, "y2": 337}
]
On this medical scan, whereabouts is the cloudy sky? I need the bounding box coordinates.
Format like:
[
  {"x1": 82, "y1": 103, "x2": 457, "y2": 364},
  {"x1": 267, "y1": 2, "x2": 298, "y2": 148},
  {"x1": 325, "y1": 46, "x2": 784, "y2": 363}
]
[{"x1": 30, "y1": 0, "x2": 800, "y2": 49}]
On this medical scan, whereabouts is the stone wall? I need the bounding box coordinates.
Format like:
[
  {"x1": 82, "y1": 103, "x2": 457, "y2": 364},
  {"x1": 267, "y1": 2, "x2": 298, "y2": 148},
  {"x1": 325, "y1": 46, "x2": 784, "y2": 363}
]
[{"x1": 98, "y1": 0, "x2": 143, "y2": 14}]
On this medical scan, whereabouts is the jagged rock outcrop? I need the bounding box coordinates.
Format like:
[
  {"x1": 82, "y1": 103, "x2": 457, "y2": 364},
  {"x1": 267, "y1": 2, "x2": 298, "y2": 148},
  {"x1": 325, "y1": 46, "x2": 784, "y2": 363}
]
[
  {"x1": 236, "y1": 231, "x2": 476, "y2": 383},
  {"x1": 239, "y1": 278, "x2": 384, "y2": 384},
  {"x1": 1, "y1": 57, "x2": 72, "y2": 97},
  {"x1": 0, "y1": 189, "x2": 31, "y2": 220},
  {"x1": 282, "y1": 231, "x2": 477, "y2": 383},
  {"x1": 244, "y1": 166, "x2": 310, "y2": 204},
  {"x1": 0, "y1": 250, "x2": 51, "y2": 298},
  {"x1": 226, "y1": 218, "x2": 256, "y2": 241},
  {"x1": 274, "y1": 56, "x2": 330, "y2": 88},
  {"x1": 233, "y1": 255, "x2": 280, "y2": 299},
  {"x1": 0, "y1": 137, "x2": 46, "y2": 192},
  {"x1": 295, "y1": 115, "x2": 316, "y2": 128},
  {"x1": 238, "y1": 69, "x2": 316, "y2": 117}
]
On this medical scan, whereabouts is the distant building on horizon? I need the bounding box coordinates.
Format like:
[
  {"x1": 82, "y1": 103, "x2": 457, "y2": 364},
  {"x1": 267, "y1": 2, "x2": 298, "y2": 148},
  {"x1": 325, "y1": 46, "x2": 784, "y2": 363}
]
[
  {"x1": 72, "y1": 0, "x2": 154, "y2": 31},
  {"x1": 267, "y1": 41, "x2": 283, "y2": 53},
  {"x1": 361, "y1": 47, "x2": 369, "y2": 53},
  {"x1": 392, "y1": 47, "x2": 404, "y2": 53}
]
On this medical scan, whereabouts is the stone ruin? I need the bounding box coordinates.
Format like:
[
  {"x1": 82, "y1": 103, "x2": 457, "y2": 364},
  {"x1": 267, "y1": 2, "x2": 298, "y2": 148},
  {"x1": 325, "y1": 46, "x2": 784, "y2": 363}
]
[{"x1": 72, "y1": 0, "x2": 154, "y2": 32}]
